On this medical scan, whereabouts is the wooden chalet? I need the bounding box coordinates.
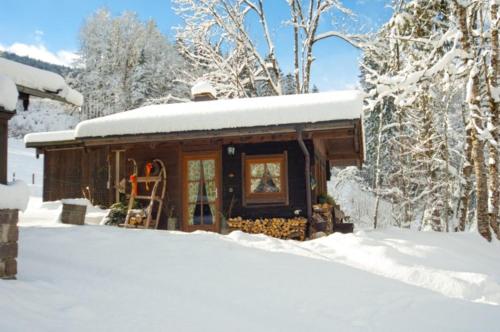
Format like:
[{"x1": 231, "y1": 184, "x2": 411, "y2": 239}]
[{"x1": 25, "y1": 86, "x2": 364, "y2": 236}]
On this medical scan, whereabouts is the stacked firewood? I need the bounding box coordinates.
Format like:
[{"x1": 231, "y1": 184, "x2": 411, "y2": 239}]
[
  {"x1": 312, "y1": 204, "x2": 333, "y2": 234},
  {"x1": 125, "y1": 209, "x2": 146, "y2": 227},
  {"x1": 228, "y1": 217, "x2": 307, "y2": 241}
]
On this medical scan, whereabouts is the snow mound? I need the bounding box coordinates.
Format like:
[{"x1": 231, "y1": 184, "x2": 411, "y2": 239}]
[
  {"x1": 227, "y1": 229, "x2": 500, "y2": 305},
  {"x1": 0, "y1": 74, "x2": 18, "y2": 111},
  {"x1": 20, "y1": 197, "x2": 108, "y2": 227},
  {"x1": 1, "y1": 225, "x2": 498, "y2": 331},
  {"x1": 0, "y1": 181, "x2": 29, "y2": 211}
]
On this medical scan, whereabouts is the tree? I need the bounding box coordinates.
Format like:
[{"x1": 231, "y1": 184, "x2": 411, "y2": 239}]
[
  {"x1": 173, "y1": 0, "x2": 364, "y2": 97},
  {"x1": 361, "y1": 0, "x2": 500, "y2": 241},
  {"x1": 74, "y1": 9, "x2": 191, "y2": 118}
]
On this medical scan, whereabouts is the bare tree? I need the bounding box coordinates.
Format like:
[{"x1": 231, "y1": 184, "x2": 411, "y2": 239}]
[{"x1": 173, "y1": 0, "x2": 364, "y2": 97}]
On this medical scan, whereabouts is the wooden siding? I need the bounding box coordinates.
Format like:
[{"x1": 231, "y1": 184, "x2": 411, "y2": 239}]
[
  {"x1": 43, "y1": 143, "x2": 181, "y2": 229},
  {"x1": 43, "y1": 147, "x2": 109, "y2": 205},
  {"x1": 38, "y1": 123, "x2": 361, "y2": 233},
  {"x1": 43, "y1": 148, "x2": 85, "y2": 201},
  {"x1": 85, "y1": 147, "x2": 111, "y2": 206},
  {"x1": 221, "y1": 140, "x2": 314, "y2": 220}
]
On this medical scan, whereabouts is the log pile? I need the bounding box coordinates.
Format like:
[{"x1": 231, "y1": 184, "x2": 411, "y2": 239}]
[
  {"x1": 312, "y1": 203, "x2": 333, "y2": 234},
  {"x1": 124, "y1": 209, "x2": 146, "y2": 227},
  {"x1": 228, "y1": 217, "x2": 307, "y2": 241}
]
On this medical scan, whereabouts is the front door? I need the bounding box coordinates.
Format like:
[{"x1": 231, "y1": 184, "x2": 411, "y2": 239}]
[{"x1": 182, "y1": 152, "x2": 221, "y2": 232}]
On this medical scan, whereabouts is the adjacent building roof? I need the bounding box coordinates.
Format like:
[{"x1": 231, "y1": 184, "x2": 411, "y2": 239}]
[
  {"x1": 0, "y1": 58, "x2": 83, "y2": 107},
  {"x1": 24, "y1": 130, "x2": 75, "y2": 145}
]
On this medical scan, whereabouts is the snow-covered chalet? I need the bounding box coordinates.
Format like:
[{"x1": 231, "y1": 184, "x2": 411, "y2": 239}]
[{"x1": 25, "y1": 83, "x2": 364, "y2": 238}]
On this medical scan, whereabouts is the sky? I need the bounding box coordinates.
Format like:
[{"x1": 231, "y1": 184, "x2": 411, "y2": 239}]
[{"x1": 0, "y1": 0, "x2": 392, "y2": 91}]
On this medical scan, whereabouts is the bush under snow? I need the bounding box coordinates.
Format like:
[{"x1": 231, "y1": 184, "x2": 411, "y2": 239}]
[{"x1": 8, "y1": 98, "x2": 79, "y2": 138}]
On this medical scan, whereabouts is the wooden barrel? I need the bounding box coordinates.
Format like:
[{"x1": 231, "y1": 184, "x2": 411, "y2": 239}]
[{"x1": 61, "y1": 203, "x2": 87, "y2": 225}]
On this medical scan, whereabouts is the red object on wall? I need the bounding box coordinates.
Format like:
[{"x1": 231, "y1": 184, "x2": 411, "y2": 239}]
[{"x1": 130, "y1": 174, "x2": 138, "y2": 196}]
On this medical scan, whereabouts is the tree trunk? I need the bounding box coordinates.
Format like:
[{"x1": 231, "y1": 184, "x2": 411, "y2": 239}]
[
  {"x1": 488, "y1": 2, "x2": 500, "y2": 239},
  {"x1": 454, "y1": 1, "x2": 491, "y2": 241},
  {"x1": 470, "y1": 69, "x2": 491, "y2": 242},
  {"x1": 372, "y1": 104, "x2": 385, "y2": 229},
  {"x1": 458, "y1": 110, "x2": 473, "y2": 231}
]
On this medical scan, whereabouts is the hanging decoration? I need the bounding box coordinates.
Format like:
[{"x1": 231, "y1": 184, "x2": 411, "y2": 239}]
[
  {"x1": 130, "y1": 174, "x2": 138, "y2": 197},
  {"x1": 145, "y1": 162, "x2": 153, "y2": 191}
]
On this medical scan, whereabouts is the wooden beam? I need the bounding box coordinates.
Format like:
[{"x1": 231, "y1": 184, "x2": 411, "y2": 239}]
[
  {"x1": 16, "y1": 85, "x2": 80, "y2": 107},
  {"x1": 327, "y1": 153, "x2": 360, "y2": 160},
  {"x1": 80, "y1": 120, "x2": 357, "y2": 147},
  {"x1": 44, "y1": 146, "x2": 84, "y2": 152},
  {"x1": 311, "y1": 128, "x2": 355, "y2": 140},
  {"x1": 353, "y1": 122, "x2": 360, "y2": 153},
  {"x1": 26, "y1": 140, "x2": 82, "y2": 149},
  {"x1": 330, "y1": 159, "x2": 360, "y2": 167}
]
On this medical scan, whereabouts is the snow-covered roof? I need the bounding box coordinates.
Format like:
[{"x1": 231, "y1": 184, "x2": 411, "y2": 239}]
[
  {"x1": 0, "y1": 58, "x2": 83, "y2": 107},
  {"x1": 0, "y1": 74, "x2": 18, "y2": 111},
  {"x1": 191, "y1": 80, "x2": 217, "y2": 97},
  {"x1": 24, "y1": 130, "x2": 75, "y2": 145},
  {"x1": 75, "y1": 90, "x2": 363, "y2": 139}
]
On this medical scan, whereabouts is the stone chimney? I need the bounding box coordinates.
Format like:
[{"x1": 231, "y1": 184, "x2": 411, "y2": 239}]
[{"x1": 191, "y1": 81, "x2": 217, "y2": 101}]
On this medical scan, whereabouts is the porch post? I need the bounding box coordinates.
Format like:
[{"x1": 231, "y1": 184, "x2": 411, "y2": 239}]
[
  {"x1": 0, "y1": 109, "x2": 14, "y2": 185},
  {"x1": 0, "y1": 108, "x2": 18, "y2": 279}
]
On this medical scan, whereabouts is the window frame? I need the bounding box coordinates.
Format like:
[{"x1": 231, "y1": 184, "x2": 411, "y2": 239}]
[{"x1": 242, "y1": 152, "x2": 289, "y2": 206}]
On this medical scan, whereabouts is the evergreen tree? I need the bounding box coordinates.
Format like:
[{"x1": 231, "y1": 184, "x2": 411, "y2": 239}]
[{"x1": 74, "y1": 9, "x2": 191, "y2": 119}]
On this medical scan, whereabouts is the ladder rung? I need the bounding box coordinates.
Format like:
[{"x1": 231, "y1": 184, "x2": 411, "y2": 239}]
[
  {"x1": 130, "y1": 195, "x2": 162, "y2": 200},
  {"x1": 128, "y1": 176, "x2": 162, "y2": 183}
]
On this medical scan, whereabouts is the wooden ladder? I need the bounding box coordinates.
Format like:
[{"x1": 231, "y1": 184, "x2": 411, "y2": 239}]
[{"x1": 123, "y1": 159, "x2": 167, "y2": 229}]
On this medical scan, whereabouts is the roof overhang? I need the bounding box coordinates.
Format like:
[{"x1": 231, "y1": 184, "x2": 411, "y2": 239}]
[
  {"x1": 79, "y1": 119, "x2": 358, "y2": 146},
  {"x1": 17, "y1": 85, "x2": 77, "y2": 106},
  {"x1": 27, "y1": 119, "x2": 364, "y2": 167}
]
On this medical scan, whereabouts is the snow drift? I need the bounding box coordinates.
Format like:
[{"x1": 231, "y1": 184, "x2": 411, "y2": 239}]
[{"x1": 1, "y1": 218, "x2": 499, "y2": 331}]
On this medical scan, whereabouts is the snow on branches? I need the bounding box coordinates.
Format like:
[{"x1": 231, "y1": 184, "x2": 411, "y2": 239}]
[
  {"x1": 74, "y1": 9, "x2": 192, "y2": 119},
  {"x1": 361, "y1": 0, "x2": 500, "y2": 241},
  {"x1": 173, "y1": 0, "x2": 364, "y2": 97}
]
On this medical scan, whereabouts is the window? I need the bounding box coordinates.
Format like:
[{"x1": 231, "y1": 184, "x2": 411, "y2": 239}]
[{"x1": 243, "y1": 153, "x2": 288, "y2": 205}]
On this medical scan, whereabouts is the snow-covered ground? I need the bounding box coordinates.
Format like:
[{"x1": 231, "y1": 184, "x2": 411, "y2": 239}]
[
  {"x1": 1, "y1": 224, "x2": 499, "y2": 331},
  {"x1": 3, "y1": 136, "x2": 500, "y2": 331},
  {"x1": 7, "y1": 138, "x2": 44, "y2": 197}
]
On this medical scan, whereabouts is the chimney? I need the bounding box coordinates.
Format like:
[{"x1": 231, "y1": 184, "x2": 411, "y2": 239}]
[{"x1": 191, "y1": 81, "x2": 217, "y2": 101}]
